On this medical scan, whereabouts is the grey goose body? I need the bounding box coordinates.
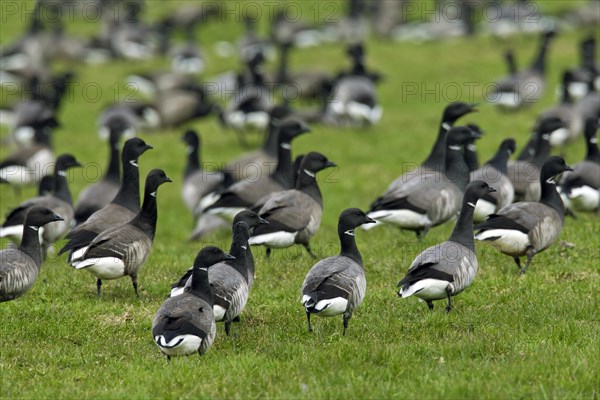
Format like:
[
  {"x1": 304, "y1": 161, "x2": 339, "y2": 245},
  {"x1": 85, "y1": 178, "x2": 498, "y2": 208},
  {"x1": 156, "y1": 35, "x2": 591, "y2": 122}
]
[
  {"x1": 367, "y1": 126, "x2": 481, "y2": 238},
  {"x1": 153, "y1": 246, "x2": 234, "y2": 360},
  {"x1": 540, "y1": 71, "x2": 583, "y2": 147},
  {"x1": 0, "y1": 207, "x2": 63, "y2": 302},
  {"x1": 302, "y1": 208, "x2": 375, "y2": 334},
  {"x1": 60, "y1": 138, "x2": 153, "y2": 263},
  {"x1": 0, "y1": 154, "x2": 81, "y2": 249},
  {"x1": 470, "y1": 138, "x2": 516, "y2": 222},
  {"x1": 398, "y1": 181, "x2": 496, "y2": 311},
  {"x1": 72, "y1": 169, "x2": 171, "y2": 297},
  {"x1": 476, "y1": 157, "x2": 573, "y2": 274},
  {"x1": 249, "y1": 152, "x2": 336, "y2": 258}
]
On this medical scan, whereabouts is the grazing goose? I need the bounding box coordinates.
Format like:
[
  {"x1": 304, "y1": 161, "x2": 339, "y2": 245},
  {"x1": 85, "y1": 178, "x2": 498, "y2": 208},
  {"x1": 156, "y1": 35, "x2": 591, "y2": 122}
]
[
  {"x1": 0, "y1": 207, "x2": 63, "y2": 302},
  {"x1": 564, "y1": 37, "x2": 598, "y2": 99},
  {"x1": 367, "y1": 126, "x2": 481, "y2": 239},
  {"x1": 152, "y1": 85, "x2": 216, "y2": 129},
  {"x1": 0, "y1": 154, "x2": 81, "y2": 250},
  {"x1": 153, "y1": 246, "x2": 234, "y2": 361},
  {"x1": 175, "y1": 211, "x2": 267, "y2": 294},
  {"x1": 487, "y1": 31, "x2": 556, "y2": 109},
  {"x1": 125, "y1": 70, "x2": 196, "y2": 98},
  {"x1": 0, "y1": 116, "x2": 57, "y2": 186},
  {"x1": 470, "y1": 138, "x2": 517, "y2": 222},
  {"x1": 325, "y1": 44, "x2": 382, "y2": 127},
  {"x1": 475, "y1": 157, "x2": 572, "y2": 274},
  {"x1": 559, "y1": 118, "x2": 600, "y2": 212},
  {"x1": 181, "y1": 129, "x2": 232, "y2": 213},
  {"x1": 301, "y1": 208, "x2": 375, "y2": 335},
  {"x1": 72, "y1": 169, "x2": 171, "y2": 297},
  {"x1": 508, "y1": 117, "x2": 565, "y2": 202},
  {"x1": 368, "y1": 102, "x2": 477, "y2": 204},
  {"x1": 202, "y1": 119, "x2": 310, "y2": 220},
  {"x1": 60, "y1": 138, "x2": 153, "y2": 263},
  {"x1": 249, "y1": 152, "x2": 336, "y2": 258},
  {"x1": 225, "y1": 105, "x2": 293, "y2": 181},
  {"x1": 397, "y1": 181, "x2": 496, "y2": 311},
  {"x1": 74, "y1": 118, "x2": 128, "y2": 224},
  {"x1": 97, "y1": 102, "x2": 147, "y2": 139},
  {"x1": 541, "y1": 71, "x2": 583, "y2": 147}
]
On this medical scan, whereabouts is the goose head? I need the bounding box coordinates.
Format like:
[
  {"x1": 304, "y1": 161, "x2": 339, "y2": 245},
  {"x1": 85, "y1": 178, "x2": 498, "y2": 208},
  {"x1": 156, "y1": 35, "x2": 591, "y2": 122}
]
[
  {"x1": 339, "y1": 208, "x2": 375, "y2": 234},
  {"x1": 501, "y1": 138, "x2": 517, "y2": 156},
  {"x1": 194, "y1": 246, "x2": 236, "y2": 270},
  {"x1": 182, "y1": 129, "x2": 200, "y2": 153},
  {"x1": 446, "y1": 126, "x2": 482, "y2": 147},
  {"x1": 145, "y1": 169, "x2": 173, "y2": 193},
  {"x1": 541, "y1": 156, "x2": 573, "y2": 184},
  {"x1": 442, "y1": 102, "x2": 478, "y2": 124},
  {"x1": 233, "y1": 210, "x2": 269, "y2": 229},
  {"x1": 123, "y1": 138, "x2": 153, "y2": 165},
  {"x1": 464, "y1": 180, "x2": 497, "y2": 204},
  {"x1": 24, "y1": 206, "x2": 64, "y2": 227},
  {"x1": 278, "y1": 119, "x2": 311, "y2": 144},
  {"x1": 300, "y1": 152, "x2": 336, "y2": 176},
  {"x1": 55, "y1": 154, "x2": 82, "y2": 173}
]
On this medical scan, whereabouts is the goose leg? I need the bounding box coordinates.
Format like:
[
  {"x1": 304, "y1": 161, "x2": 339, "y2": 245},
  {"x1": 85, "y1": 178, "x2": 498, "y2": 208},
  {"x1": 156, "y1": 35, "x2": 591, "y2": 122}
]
[
  {"x1": 96, "y1": 278, "x2": 102, "y2": 298},
  {"x1": 225, "y1": 321, "x2": 232, "y2": 336},
  {"x1": 522, "y1": 247, "x2": 537, "y2": 274},
  {"x1": 426, "y1": 300, "x2": 434, "y2": 310},
  {"x1": 167, "y1": 355, "x2": 171, "y2": 363},
  {"x1": 303, "y1": 242, "x2": 317, "y2": 258},
  {"x1": 131, "y1": 275, "x2": 139, "y2": 296},
  {"x1": 445, "y1": 286, "x2": 453, "y2": 313},
  {"x1": 513, "y1": 257, "x2": 522, "y2": 272},
  {"x1": 266, "y1": 248, "x2": 271, "y2": 259},
  {"x1": 233, "y1": 315, "x2": 241, "y2": 322},
  {"x1": 343, "y1": 313, "x2": 351, "y2": 336},
  {"x1": 306, "y1": 311, "x2": 312, "y2": 332}
]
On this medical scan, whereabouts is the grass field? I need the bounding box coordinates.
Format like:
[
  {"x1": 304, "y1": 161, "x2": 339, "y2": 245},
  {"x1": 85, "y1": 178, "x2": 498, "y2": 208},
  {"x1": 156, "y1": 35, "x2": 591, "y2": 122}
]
[{"x1": 1, "y1": 1, "x2": 599, "y2": 398}]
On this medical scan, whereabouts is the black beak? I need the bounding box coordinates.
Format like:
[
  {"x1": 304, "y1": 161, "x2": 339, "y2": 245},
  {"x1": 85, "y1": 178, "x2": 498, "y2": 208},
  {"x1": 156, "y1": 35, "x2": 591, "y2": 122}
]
[
  {"x1": 565, "y1": 165, "x2": 574, "y2": 172},
  {"x1": 164, "y1": 176, "x2": 173, "y2": 183},
  {"x1": 145, "y1": 144, "x2": 154, "y2": 150},
  {"x1": 299, "y1": 125, "x2": 311, "y2": 134},
  {"x1": 53, "y1": 214, "x2": 64, "y2": 222},
  {"x1": 223, "y1": 252, "x2": 236, "y2": 261},
  {"x1": 364, "y1": 216, "x2": 376, "y2": 224},
  {"x1": 325, "y1": 161, "x2": 337, "y2": 168},
  {"x1": 488, "y1": 187, "x2": 497, "y2": 193},
  {"x1": 72, "y1": 161, "x2": 82, "y2": 168},
  {"x1": 258, "y1": 217, "x2": 269, "y2": 225}
]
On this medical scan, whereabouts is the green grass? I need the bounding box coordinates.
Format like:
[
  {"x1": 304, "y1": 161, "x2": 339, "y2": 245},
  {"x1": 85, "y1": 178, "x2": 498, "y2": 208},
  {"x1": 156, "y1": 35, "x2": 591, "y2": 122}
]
[{"x1": 1, "y1": 1, "x2": 599, "y2": 399}]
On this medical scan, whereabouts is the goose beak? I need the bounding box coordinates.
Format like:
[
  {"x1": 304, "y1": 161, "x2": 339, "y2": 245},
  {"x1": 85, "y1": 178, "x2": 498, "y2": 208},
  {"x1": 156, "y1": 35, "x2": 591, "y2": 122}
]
[
  {"x1": 72, "y1": 161, "x2": 82, "y2": 168},
  {"x1": 165, "y1": 176, "x2": 173, "y2": 183},
  {"x1": 565, "y1": 165, "x2": 574, "y2": 172},
  {"x1": 52, "y1": 214, "x2": 64, "y2": 222},
  {"x1": 488, "y1": 186, "x2": 497, "y2": 193},
  {"x1": 299, "y1": 125, "x2": 311, "y2": 134},
  {"x1": 258, "y1": 217, "x2": 269, "y2": 225},
  {"x1": 364, "y1": 217, "x2": 376, "y2": 224},
  {"x1": 325, "y1": 161, "x2": 337, "y2": 168},
  {"x1": 223, "y1": 252, "x2": 236, "y2": 261},
  {"x1": 145, "y1": 144, "x2": 154, "y2": 150}
]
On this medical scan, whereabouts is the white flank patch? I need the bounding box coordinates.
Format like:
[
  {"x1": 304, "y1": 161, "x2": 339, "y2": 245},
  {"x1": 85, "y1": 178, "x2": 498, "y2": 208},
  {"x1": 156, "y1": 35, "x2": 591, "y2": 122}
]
[
  {"x1": 0, "y1": 108, "x2": 15, "y2": 126},
  {"x1": 567, "y1": 82, "x2": 589, "y2": 99},
  {"x1": 568, "y1": 186, "x2": 599, "y2": 211},
  {"x1": 227, "y1": 111, "x2": 245, "y2": 130},
  {"x1": 493, "y1": 92, "x2": 520, "y2": 108},
  {"x1": 549, "y1": 127, "x2": 570, "y2": 147},
  {"x1": 0, "y1": 53, "x2": 29, "y2": 70},
  {"x1": 14, "y1": 126, "x2": 35, "y2": 145},
  {"x1": 169, "y1": 286, "x2": 185, "y2": 297},
  {"x1": 0, "y1": 224, "x2": 24, "y2": 240},
  {"x1": 473, "y1": 199, "x2": 497, "y2": 223},
  {"x1": 213, "y1": 305, "x2": 226, "y2": 322},
  {"x1": 126, "y1": 75, "x2": 156, "y2": 97},
  {"x1": 248, "y1": 231, "x2": 297, "y2": 248},
  {"x1": 0, "y1": 166, "x2": 35, "y2": 186},
  {"x1": 245, "y1": 112, "x2": 269, "y2": 131},
  {"x1": 400, "y1": 278, "x2": 449, "y2": 301},
  {"x1": 73, "y1": 257, "x2": 126, "y2": 279},
  {"x1": 346, "y1": 102, "x2": 377, "y2": 124},
  {"x1": 207, "y1": 207, "x2": 245, "y2": 222},
  {"x1": 154, "y1": 334, "x2": 202, "y2": 356},
  {"x1": 367, "y1": 209, "x2": 431, "y2": 230},
  {"x1": 98, "y1": 126, "x2": 110, "y2": 140},
  {"x1": 311, "y1": 297, "x2": 348, "y2": 317},
  {"x1": 475, "y1": 229, "x2": 530, "y2": 256},
  {"x1": 197, "y1": 192, "x2": 221, "y2": 214},
  {"x1": 69, "y1": 246, "x2": 89, "y2": 264},
  {"x1": 142, "y1": 107, "x2": 161, "y2": 128}
]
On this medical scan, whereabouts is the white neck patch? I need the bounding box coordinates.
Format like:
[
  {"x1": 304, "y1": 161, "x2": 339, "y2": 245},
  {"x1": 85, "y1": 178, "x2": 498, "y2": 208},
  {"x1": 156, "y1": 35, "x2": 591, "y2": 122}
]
[
  {"x1": 241, "y1": 245, "x2": 247, "y2": 250},
  {"x1": 546, "y1": 177, "x2": 556, "y2": 184},
  {"x1": 448, "y1": 145, "x2": 462, "y2": 151},
  {"x1": 442, "y1": 122, "x2": 451, "y2": 131},
  {"x1": 186, "y1": 145, "x2": 194, "y2": 154},
  {"x1": 28, "y1": 225, "x2": 40, "y2": 231},
  {"x1": 590, "y1": 137, "x2": 598, "y2": 144},
  {"x1": 344, "y1": 229, "x2": 355, "y2": 236},
  {"x1": 303, "y1": 169, "x2": 315, "y2": 178},
  {"x1": 280, "y1": 143, "x2": 291, "y2": 150},
  {"x1": 150, "y1": 191, "x2": 157, "y2": 198},
  {"x1": 466, "y1": 144, "x2": 477, "y2": 152},
  {"x1": 58, "y1": 170, "x2": 67, "y2": 177},
  {"x1": 541, "y1": 134, "x2": 550, "y2": 141},
  {"x1": 199, "y1": 267, "x2": 208, "y2": 271},
  {"x1": 130, "y1": 160, "x2": 139, "y2": 167},
  {"x1": 467, "y1": 202, "x2": 476, "y2": 208}
]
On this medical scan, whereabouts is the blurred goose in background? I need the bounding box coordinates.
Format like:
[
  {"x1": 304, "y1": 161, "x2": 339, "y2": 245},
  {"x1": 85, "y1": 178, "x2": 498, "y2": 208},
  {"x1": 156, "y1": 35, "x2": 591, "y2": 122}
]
[
  {"x1": 105, "y1": 1, "x2": 160, "y2": 60},
  {"x1": 0, "y1": 116, "x2": 58, "y2": 187},
  {"x1": 564, "y1": 1, "x2": 600, "y2": 28},
  {"x1": 540, "y1": 71, "x2": 583, "y2": 147},
  {"x1": 366, "y1": 126, "x2": 481, "y2": 238},
  {"x1": 0, "y1": 207, "x2": 63, "y2": 303},
  {"x1": 249, "y1": 152, "x2": 336, "y2": 258},
  {"x1": 74, "y1": 118, "x2": 128, "y2": 224},
  {"x1": 97, "y1": 102, "x2": 151, "y2": 138},
  {"x1": 201, "y1": 119, "x2": 310, "y2": 220},
  {"x1": 508, "y1": 117, "x2": 565, "y2": 202},
  {"x1": 73, "y1": 169, "x2": 171, "y2": 297},
  {"x1": 397, "y1": 181, "x2": 496, "y2": 311},
  {"x1": 559, "y1": 118, "x2": 599, "y2": 212},
  {"x1": 324, "y1": 44, "x2": 383, "y2": 127},
  {"x1": 301, "y1": 208, "x2": 375, "y2": 335},
  {"x1": 475, "y1": 157, "x2": 572, "y2": 274},
  {"x1": 153, "y1": 246, "x2": 233, "y2": 361},
  {"x1": 487, "y1": 30, "x2": 556, "y2": 110},
  {"x1": 237, "y1": 16, "x2": 272, "y2": 63},
  {"x1": 174, "y1": 222, "x2": 251, "y2": 336},
  {"x1": 60, "y1": 138, "x2": 152, "y2": 263},
  {"x1": 573, "y1": 77, "x2": 600, "y2": 125},
  {"x1": 563, "y1": 37, "x2": 598, "y2": 99},
  {"x1": 480, "y1": 0, "x2": 556, "y2": 37},
  {"x1": 470, "y1": 138, "x2": 517, "y2": 222},
  {"x1": 0, "y1": 154, "x2": 81, "y2": 252},
  {"x1": 464, "y1": 124, "x2": 483, "y2": 172}
]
